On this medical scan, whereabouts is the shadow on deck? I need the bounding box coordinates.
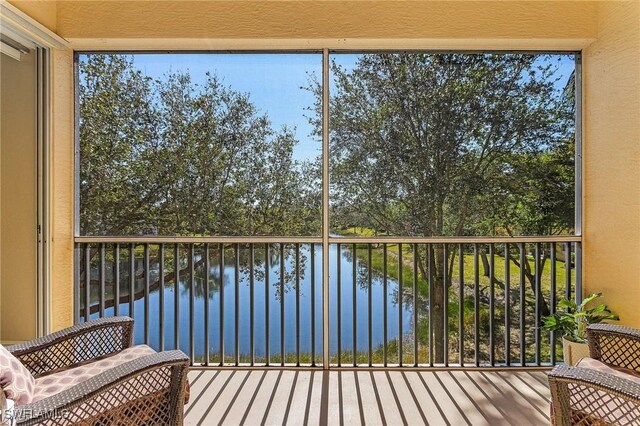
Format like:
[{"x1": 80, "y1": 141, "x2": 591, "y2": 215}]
[{"x1": 184, "y1": 369, "x2": 551, "y2": 425}]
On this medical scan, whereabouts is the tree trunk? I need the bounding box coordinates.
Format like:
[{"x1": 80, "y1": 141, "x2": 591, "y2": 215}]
[
  {"x1": 479, "y1": 250, "x2": 505, "y2": 290},
  {"x1": 430, "y1": 245, "x2": 446, "y2": 364},
  {"x1": 507, "y1": 250, "x2": 551, "y2": 317},
  {"x1": 521, "y1": 254, "x2": 551, "y2": 317}
]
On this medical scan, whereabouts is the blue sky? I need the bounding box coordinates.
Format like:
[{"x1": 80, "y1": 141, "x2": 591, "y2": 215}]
[
  {"x1": 93, "y1": 52, "x2": 575, "y2": 161},
  {"x1": 131, "y1": 53, "x2": 322, "y2": 161}
]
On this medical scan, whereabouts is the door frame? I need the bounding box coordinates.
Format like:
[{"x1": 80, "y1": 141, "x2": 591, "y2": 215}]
[{"x1": 1, "y1": 1, "x2": 67, "y2": 337}]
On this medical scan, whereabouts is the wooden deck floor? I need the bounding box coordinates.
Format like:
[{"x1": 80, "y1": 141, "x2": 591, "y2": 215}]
[{"x1": 184, "y1": 368, "x2": 551, "y2": 426}]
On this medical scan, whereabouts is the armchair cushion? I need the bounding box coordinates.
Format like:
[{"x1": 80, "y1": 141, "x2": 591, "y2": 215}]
[
  {"x1": 576, "y1": 357, "x2": 640, "y2": 384},
  {"x1": 0, "y1": 344, "x2": 35, "y2": 406},
  {"x1": 32, "y1": 344, "x2": 155, "y2": 403}
]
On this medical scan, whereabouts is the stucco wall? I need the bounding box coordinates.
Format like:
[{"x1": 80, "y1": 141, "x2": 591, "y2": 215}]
[
  {"x1": 50, "y1": 47, "x2": 75, "y2": 333},
  {"x1": 6, "y1": 0, "x2": 57, "y2": 32},
  {"x1": 54, "y1": 1, "x2": 598, "y2": 40},
  {"x1": 0, "y1": 50, "x2": 38, "y2": 342},
  {"x1": 583, "y1": 1, "x2": 640, "y2": 327}
]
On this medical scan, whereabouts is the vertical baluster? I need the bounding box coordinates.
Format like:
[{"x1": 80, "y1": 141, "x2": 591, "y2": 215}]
[
  {"x1": 99, "y1": 243, "x2": 105, "y2": 318},
  {"x1": 565, "y1": 243, "x2": 572, "y2": 302},
  {"x1": 428, "y1": 244, "x2": 433, "y2": 367},
  {"x1": 74, "y1": 246, "x2": 81, "y2": 323},
  {"x1": 219, "y1": 244, "x2": 224, "y2": 365},
  {"x1": 368, "y1": 245, "x2": 373, "y2": 367},
  {"x1": 85, "y1": 245, "x2": 91, "y2": 322},
  {"x1": 489, "y1": 243, "x2": 495, "y2": 366},
  {"x1": 204, "y1": 243, "x2": 209, "y2": 366},
  {"x1": 311, "y1": 243, "x2": 316, "y2": 366},
  {"x1": 352, "y1": 243, "x2": 357, "y2": 367},
  {"x1": 575, "y1": 242, "x2": 582, "y2": 304},
  {"x1": 250, "y1": 243, "x2": 255, "y2": 366},
  {"x1": 337, "y1": 242, "x2": 342, "y2": 366},
  {"x1": 383, "y1": 243, "x2": 388, "y2": 367},
  {"x1": 190, "y1": 244, "x2": 196, "y2": 363},
  {"x1": 458, "y1": 243, "x2": 464, "y2": 366},
  {"x1": 413, "y1": 244, "x2": 419, "y2": 367},
  {"x1": 473, "y1": 244, "x2": 480, "y2": 367},
  {"x1": 235, "y1": 244, "x2": 240, "y2": 366},
  {"x1": 174, "y1": 244, "x2": 180, "y2": 352},
  {"x1": 144, "y1": 244, "x2": 150, "y2": 345},
  {"x1": 129, "y1": 244, "x2": 135, "y2": 324},
  {"x1": 398, "y1": 244, "x2": 403, "y2": 366},
  {"x1": 550, "y1": 243, "x2": 557, "y2": 365},
  {"x1": 519, "y1": 243, "x2": 526, "y2": 366},
  {"x1": 535, "y1": 242, "x2": 541, "y2": 366},
  {"x1": 295, "y1": 243, "x2": 300, "y2": 367},
  {"x1": 265, "y1": 243, "x2": 270, "y2": 366},
  {"x1": 159, "y1": 244, "x2": 165, "y2": 352},
  {"x1": 504, "y1": 243, "x2": 511, "y2": 366},
  {"x1": 114, "y1": 244, "x2": 120, "y2": 317},
  {"x1": 443, "y1": 244, "x2": 449, "y2": 367},
  {"x1": 280, "y1": 243, "x2": 285, "y2": 366}
]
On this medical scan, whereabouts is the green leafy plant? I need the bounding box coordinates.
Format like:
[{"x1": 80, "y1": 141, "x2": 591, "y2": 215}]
[{"x1": 542, "y1": 293, "x2": 619, "y2": 343}]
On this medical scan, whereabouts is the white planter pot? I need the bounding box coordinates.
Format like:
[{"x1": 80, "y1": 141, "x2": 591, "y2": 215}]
[{"x1": 562, "y1": 337, "x2": 590, "y2": 365}]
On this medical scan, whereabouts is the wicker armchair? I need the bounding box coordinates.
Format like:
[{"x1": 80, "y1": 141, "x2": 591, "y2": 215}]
[
  {"x1": 3, "y1": 317, "x2": 189, "y2": 426},
  {"x1": 548, "y1": 324, "x2": 640, "y2": 426}
]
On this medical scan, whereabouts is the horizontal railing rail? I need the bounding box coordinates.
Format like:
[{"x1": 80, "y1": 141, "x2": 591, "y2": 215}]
[
  {"x1": 75, "y1": 236, "x2": 324, "y2": 244},
  {"x1": 74, "y1": 236, "x2": 581, "y2": 368},
  {"x1": 75, "y1": 235, "x2": 580, "y2": 244}
]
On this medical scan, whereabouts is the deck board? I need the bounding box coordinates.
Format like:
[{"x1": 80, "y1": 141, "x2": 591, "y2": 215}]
[{"x1": 184, "y1": 369, "x2": 551, "y2": 426}]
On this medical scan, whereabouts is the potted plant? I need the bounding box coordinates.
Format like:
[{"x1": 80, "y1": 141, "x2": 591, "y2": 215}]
[{"x1": 542, "y1": 293, "x2": 619, "y2": 365}]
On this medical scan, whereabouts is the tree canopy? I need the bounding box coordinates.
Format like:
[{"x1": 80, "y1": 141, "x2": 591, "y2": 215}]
[
  {"x1": 79, "y1": 54, "x2": 321, "y2": 236},
  {"x1": 325, "y1": 53, "x2": 574, "y2": 238},
  {"x1": 80, "y1": 53, "x2": 574, "y2": 239}
]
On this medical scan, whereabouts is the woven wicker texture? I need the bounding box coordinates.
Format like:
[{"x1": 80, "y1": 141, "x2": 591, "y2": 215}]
[
  {"x1": 39, "y1": 367, "x2": 172, "y2": 425},
  {"x1": 15, "y1": 351, "x2": 188, "y2": 426},
  {"x1": 565, "y1": 379, "x2": 639, "y2": 425},
  {"x1": 549, "y1": 324, "x2": 640, "y2": 426},
  {"x1": 549, "y1": 366, "x2": 640, "y2": 426},
  {"x1": 7, "y1": 317, "x2": 133, "y2": 378},
  {"x1": 4, "y1": 317, "x2": 188, "y2": 425},
  {"x1": 588, "y1": 324, "x2": 640, "y2": 372}
]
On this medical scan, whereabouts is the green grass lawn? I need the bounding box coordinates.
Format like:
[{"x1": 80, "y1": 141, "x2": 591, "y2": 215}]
[
  {"x1": 337, "y1": 227, "x2": 575, "y2": 300},
  {"x1": 334, "y1": 227, "x2": 570, "y2": 363}
]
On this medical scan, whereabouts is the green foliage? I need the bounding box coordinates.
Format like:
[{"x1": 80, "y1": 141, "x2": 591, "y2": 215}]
[
  {"x1": 81, "y1": 53, "x2": 575, "y2": 241},
  {"x1": 321, "y1": 53, "x2": 574, "y2": 238},
  {"x1": 79, "y1": 54, "x2": 321, "y2": 236},
  {"x1": 542, "y1": 293, "x2": 619, "y2": 343}
]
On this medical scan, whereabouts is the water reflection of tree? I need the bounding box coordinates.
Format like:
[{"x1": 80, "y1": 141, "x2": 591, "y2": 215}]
[
  {"x1": 167, "y1": 243, "x2": 310, "y2": 301},
  {"x1": 82, "y1": 243, "x2": 312, "y2": 316},
  {"x1": 340, "y1": 244, "x2": 384, "y2": 291}
]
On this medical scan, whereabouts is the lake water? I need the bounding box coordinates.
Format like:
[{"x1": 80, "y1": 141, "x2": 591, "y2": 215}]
[{"x1": 93, "y1": 243, "x2": 414, "y2": 362}]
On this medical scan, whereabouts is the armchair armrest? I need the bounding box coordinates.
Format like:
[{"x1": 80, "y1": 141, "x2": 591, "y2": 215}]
[
  {"x1": 6, "y1": 317, "x2": 134, "y2": 377},
  {"x1": 587, "y1": 323, "x2": 640, "y2": 372},
  {"x1": 13, "y1": 350, "x2": 189, "y2": 426},
  {"x1": 548, "y1": 365, "x2": 640, "y2": 426}
]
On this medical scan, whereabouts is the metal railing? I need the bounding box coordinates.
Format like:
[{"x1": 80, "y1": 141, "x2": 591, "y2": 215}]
[{"x1": 74, "y1": 236, "x2": 581, "y2": 368}]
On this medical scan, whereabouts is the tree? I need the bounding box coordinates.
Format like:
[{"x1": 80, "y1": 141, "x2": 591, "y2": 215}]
[
  {"x1": 79, "y1": 55, "x2": 160, "y2": 235},
  {"x1": 321, "y1": 53, "x2": 574, "y2": 362},
  {"x1": 79, "y1": 54, "x2": 321, "y2": 237}
]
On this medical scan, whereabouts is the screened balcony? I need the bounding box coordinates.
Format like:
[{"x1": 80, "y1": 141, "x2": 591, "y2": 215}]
[{"x1": 1, "y1": 1, "x2": 639, "y2": 425}]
